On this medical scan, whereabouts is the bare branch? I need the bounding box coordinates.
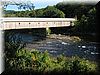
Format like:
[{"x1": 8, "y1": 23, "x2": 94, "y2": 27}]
[{"x1": 1, "y1": 1, "x2": 35, "y2": 10}]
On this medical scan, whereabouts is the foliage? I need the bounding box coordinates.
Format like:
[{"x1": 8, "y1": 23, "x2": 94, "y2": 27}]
[
  {"x1": 55, "y1": 2, "x2": 96, "y2": 34},
  {"x1": 69, "y1": 56, "x2": 97, "y2": 74},
  {"x1": 4, "y1": 31, "x2": 26, "y2": 70},
  {"x1": 72, "y1": 7, "x2": 96, "y2": 34},
  {"x1": 86, "y1": 7, "x2": 96, "y2": 32},
  {"x1": 5, "y1": 48, "x2": 97, "y2": 74},
  {"x1": 27, "y1": 10, "x2": 36, "y2": 17},
  {"x1": 72, "y1": 15, "x2": 88, "y2": 33},
  {"x1": 43, "y1": 6, "x2": 65, "y2": 18},
  {"x1": 56, "y1": 2, "x2": 94, "y2": 19},
  {"x1": 35, "y1": 9, "x2": 44, "y2": 17},
  {"x1": 5, "y1": 31, "x2": 25, "y2": 58},
  {"x1": 4, "y1": 6, "x2": 65, "y2": 18}
]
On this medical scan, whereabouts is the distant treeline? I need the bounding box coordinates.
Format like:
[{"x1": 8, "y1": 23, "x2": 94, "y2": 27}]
[{"x1": 4, "y1": 2, "x2": 95, "y2": 18}]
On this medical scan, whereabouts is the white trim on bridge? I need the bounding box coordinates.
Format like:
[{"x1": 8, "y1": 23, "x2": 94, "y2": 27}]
[{"x1": 0, "y1": 18, "x2": 76, "y2": 30}]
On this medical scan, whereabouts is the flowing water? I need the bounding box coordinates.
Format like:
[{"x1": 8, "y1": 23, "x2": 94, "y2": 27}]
[{"x1": 12, "y1": 32, "x2": 99, "y2": 61}]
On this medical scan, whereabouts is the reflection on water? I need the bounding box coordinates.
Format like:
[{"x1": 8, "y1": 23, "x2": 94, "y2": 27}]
[{"x1": 14, "y1": 33, "x2": 99, "y2": 61}]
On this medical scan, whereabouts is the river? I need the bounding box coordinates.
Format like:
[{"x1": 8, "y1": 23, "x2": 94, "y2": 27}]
[{"x1": 11, "y1": 32, "x2": 99, "y2": 62}]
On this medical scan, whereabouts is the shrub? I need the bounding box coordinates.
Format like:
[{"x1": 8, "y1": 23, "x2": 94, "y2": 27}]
[
  {"x1": 69, "y1": 56, "x2": 97, "y2": 74},
  {"x1": 5, "y1": 49, "x2": 98, "y2": 74}
]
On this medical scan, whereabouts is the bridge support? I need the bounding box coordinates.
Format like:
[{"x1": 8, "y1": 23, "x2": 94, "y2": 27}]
[{"x1": 46, "y1": 27, "x2": 51, "y2": 35}]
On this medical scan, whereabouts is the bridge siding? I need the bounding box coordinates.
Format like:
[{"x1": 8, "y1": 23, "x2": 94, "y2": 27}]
[
  {"x1": 2, "y1": 21, "x2": 71, "y2": 30},
  {"x1": 0, "y1": 18, "x2": 76, "y2": 30}
]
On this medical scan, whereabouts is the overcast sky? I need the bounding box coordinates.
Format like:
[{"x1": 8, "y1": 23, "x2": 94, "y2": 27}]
[{"x1": 4, "y1": 0, "x2": 99, "y2": 11}]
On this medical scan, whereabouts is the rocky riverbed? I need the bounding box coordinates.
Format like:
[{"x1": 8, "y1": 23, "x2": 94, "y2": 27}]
[
  {"x1": 21, "y1": 34, "x2": 99, "y2": 62},
  {"x1": 47, "y1": 34, "x2": 81, "y2": 42}
]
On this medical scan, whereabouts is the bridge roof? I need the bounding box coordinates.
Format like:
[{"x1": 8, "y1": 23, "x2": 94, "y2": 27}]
[{"x1": 1, "y1": 18, "x2": 76, "y2": 22}]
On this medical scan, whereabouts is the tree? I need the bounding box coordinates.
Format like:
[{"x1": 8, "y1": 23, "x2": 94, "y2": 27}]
[
  {"x1": 28, "y1": 10, "x2": 36, "y2": 17},
  {"x1": 56, "y1": 2, "x2": 78, "y2": 18},
  {"x1": 72, "y1": 7, "x2": 96, "y2": 34},
  {"x1": 2, "y1": 1, "x2": 35, "y2": 10},
  {"x1": 2, "y1": 1, "x2": 36, "y2": 17},
  {"x1": 74, "y1": 4, "x2": 94, "y2": 20},
  {"x1": 73, "y1": 15, "x2": 88, "y2": 33},
  {"x1": 56, "y1": 2, "x2": 94, "y2": 19},
  {"x1": 35, "y1": 9, "x2": 44, "y2": 17},
  {"x1": 86, "y1": 7, "x2": 96, "y2": 32},
  {"x1": 43, "y1": 6, "x2": 65, "y2": 18}
]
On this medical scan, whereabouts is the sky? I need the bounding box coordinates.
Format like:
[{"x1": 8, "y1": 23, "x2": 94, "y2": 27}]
[
  {"x1": 5, "y1": 0, "x2": 64, "y2": 11},
  {"x1": 3, "y1": 0, "x2": 99, "y2": 11}
]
